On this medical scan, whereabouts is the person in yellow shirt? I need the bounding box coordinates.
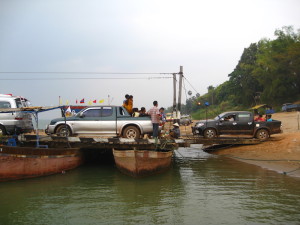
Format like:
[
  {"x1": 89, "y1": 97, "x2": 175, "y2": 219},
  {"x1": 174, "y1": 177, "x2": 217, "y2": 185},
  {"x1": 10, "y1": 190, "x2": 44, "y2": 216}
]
[{"x1": 123, "y1": 95, "x2": 133, "y2": 115}]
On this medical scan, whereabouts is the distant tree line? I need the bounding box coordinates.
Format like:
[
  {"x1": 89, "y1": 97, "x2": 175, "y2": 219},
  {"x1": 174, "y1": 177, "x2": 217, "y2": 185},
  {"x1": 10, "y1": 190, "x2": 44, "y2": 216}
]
[{"x1": 179, "y1": 26, "x2": 300, "y2": 118}]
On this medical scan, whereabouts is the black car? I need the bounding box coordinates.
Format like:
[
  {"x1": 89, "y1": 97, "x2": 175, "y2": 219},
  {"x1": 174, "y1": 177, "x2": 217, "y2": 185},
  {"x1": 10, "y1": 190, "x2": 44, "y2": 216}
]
[{"x1": 192, "y1": 111, "x2": 282, "y2": 140}]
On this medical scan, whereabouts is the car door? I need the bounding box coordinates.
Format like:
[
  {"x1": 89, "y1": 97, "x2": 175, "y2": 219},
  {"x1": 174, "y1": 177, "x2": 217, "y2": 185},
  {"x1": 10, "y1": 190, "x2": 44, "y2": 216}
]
[
  {"x1": 98, "y1": 106, "x2": 117, "y2": 136},
  {"x1": 235, "y1": 112, "x2": 254, "y2": 134},
  {"x1": 218, "y1": 113, "x2": 238, "y2": 134},
  {"x1": 72, "y1": 107, "x2": 102, "y2": 134}
]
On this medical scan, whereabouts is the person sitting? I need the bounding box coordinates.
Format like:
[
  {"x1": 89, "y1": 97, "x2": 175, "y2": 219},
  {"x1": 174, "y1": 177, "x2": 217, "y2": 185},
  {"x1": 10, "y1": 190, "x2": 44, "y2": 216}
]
[
  {"x1": 123, "y1": 94, "x2": 129, "y2": 104},
  {"x1": 170, "y1": 123, "x2": 180, "y2": 139},
  {"x1": 255, "y1": 114, "x2": 265, "y2": 121},
  {"x1": 139, "y1": 107, "x2": 147, "y2": 117},
  {"x1": 224, "y1": 115, "x2": 234, "y2": 121},
  {"x1": 266, "y1": 114, "x2": 273, "y2": 122},
  {"x1": 132, "y1": 108, "x2": 140, "y2": 117}
]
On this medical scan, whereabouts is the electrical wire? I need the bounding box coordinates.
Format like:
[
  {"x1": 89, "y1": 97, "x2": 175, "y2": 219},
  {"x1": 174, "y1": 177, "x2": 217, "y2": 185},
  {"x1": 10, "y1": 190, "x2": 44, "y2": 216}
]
[
  {"x1": 0, "y1": 72, "x2": 175, "y2": 75},
  {"x1": 0, "y1": 77, "x2": 173, "y2": 80},
  {"x1": 184, "y1": 76, "x2": 200, "y2": 96}
]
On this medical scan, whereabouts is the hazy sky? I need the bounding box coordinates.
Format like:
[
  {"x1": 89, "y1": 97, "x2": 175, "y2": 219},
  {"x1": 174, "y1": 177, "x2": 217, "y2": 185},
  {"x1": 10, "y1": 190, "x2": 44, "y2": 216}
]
[{"x1": 1, "y1": 0, "x2": 300, "y2": 117}]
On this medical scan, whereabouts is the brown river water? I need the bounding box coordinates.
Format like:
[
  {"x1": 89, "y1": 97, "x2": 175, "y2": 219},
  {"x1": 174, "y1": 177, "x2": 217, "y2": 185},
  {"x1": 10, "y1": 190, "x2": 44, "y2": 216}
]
[{"x1": 0, "y1": 147, "x2": 299, "y2": 225}]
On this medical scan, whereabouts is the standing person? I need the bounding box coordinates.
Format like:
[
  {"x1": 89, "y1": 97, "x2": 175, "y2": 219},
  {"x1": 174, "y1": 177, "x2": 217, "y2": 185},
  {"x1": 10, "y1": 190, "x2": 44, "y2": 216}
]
[
  {"x1": 159, "y1": 107, "x2": 166, "y2": 129},
  {"x1": 147, "y1": 101, "x2": 160, "y2": 138}
]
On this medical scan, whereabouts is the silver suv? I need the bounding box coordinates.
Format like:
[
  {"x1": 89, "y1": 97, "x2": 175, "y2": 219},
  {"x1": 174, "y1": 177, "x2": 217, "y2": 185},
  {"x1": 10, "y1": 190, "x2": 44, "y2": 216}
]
[
  {"x1": 0, "y1": 94, "x2": 34, "y2": 135},
  {"x1": 46, "y1": 106, "x2": 153, "y2": 138}
]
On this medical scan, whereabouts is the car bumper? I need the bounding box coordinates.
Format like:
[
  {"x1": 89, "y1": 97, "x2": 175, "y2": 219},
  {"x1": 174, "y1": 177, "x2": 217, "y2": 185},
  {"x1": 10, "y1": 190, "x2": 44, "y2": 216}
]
[
  {"x1": 45, "y1": 125, "x2": 55, "y2": 135},
  {"x1": 192, "y1": 127, "x2": 204, "y2": 135}
]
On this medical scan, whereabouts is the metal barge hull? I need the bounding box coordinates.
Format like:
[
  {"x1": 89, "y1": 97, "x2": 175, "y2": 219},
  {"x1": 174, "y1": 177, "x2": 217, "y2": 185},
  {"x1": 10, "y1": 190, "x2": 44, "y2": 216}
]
[
  {"x1": 0, "y1": 146, "x2": 83, "y2": 182},
  {"x1": 113, "y1": 149, "x2": 173, "y2": 177}
]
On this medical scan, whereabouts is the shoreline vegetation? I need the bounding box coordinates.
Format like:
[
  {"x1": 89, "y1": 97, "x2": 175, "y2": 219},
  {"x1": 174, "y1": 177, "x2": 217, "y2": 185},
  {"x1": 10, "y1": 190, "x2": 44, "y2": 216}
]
[
  {"x1": 180, "y1": 26, "x2": 300, "y2": 120},
  {"x1": 181, "y1": 111, "x2": 300, "y2": 178}
]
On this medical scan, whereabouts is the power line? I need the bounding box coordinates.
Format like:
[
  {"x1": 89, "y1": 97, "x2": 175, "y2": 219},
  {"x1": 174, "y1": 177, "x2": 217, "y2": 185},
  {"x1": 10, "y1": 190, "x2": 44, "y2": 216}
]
[
  {"x1": 0, "y1": 72, "x2": 176, "y2": 75},
  {"x1": 184, "y1": 77, "x2": 200, "y2": 96},
  {"x1": 0, "y1": 76, "x2": 173, "y2": 80}
]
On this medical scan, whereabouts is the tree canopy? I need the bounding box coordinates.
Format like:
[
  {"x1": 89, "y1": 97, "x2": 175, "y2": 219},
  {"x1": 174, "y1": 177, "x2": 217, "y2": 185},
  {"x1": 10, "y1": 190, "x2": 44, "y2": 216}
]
[{"x1": 183, "y1": 26, "x2": 300, "y2": 118}]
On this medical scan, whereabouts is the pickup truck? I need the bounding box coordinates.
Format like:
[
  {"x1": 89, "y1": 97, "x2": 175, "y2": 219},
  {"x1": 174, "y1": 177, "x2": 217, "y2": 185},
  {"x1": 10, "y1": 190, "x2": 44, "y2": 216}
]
[
  {"x1": 282, "y1": 103, "x2": 300, "y2": 112},
  {"x1": 192, "y1": 111, "x2": 282, "y2": 140},
  {"x1": 46, "y1": 106, "x2": 153, "y2": 138}
]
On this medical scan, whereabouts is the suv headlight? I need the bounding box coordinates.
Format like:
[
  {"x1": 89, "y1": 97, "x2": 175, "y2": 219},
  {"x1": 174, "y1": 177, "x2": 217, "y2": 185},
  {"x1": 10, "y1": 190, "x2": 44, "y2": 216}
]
[{"x1": 195, "y1": 122, "x2": 205, "y2": 128}]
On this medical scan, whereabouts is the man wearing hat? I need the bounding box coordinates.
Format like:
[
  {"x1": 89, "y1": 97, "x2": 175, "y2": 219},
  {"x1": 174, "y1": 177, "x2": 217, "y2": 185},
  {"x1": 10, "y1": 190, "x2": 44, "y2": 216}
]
[{"x1": 170, "y1": 123, "x2": 180, "y2": 139}]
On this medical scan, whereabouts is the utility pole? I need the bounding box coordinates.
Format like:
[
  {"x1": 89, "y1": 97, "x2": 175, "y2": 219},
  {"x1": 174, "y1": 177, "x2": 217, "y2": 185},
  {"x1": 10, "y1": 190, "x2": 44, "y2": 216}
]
[
  {"x1": 172, "y1": 73, "x2": 177, "y2": 121},
  {"x1": 177, "y1": 66, "x2": 183, "y2": 122}
]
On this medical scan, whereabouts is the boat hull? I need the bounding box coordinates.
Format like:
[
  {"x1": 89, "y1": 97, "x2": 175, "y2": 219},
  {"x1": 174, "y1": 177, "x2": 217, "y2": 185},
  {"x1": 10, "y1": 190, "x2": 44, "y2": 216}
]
[
  {"x1": 113, "y1": 149, "x2": 173, "y2": 177},
  {"x1": 0, "y1": 146, "x2": 83, "y2": 182}
]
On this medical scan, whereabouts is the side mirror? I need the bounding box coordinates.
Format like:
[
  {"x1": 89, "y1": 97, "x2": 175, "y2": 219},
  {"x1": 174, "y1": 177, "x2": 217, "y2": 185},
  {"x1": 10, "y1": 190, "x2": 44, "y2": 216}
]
[{"x1": 220, "y1": 118, "x2": 224, "y2": 122}]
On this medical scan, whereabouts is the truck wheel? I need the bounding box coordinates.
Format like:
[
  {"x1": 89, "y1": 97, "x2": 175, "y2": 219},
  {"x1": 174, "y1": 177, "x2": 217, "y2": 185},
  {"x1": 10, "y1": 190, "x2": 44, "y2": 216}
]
[
  {"x1": 56, "y1": 125, "x2": 72, "y2": 137},
  {"x1": 0, "y1": 125, "x2": 7, "y2": 136},
  {"x1": 203, "y1": 128, "x2": 216, "y2": 138},
  {"x1": 256, "y1": 129, "x2": 269, "y2": 141},
  {"x1": 123, "y1": 126, "x2": 140, "y2": 139}
]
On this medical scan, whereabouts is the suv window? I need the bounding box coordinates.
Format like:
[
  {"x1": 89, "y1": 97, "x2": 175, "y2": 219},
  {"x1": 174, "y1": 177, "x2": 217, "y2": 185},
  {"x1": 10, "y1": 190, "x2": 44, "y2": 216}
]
[
  {"x1": 238, "y1": 113, "x2": 251, "y2": 122},
  {"x1": 83, "y1": 109, "x2": 101, "y2": 117},
  {"x1": 102, "y1": 107, "x2": 113, "y2": 117},
  {"x1": 0, "y1": 101, "x2": 11, "y2": 108}
]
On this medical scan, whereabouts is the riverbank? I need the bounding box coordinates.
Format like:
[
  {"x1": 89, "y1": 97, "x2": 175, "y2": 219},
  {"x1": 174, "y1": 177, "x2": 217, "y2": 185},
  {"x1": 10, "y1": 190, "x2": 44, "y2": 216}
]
[{"x1": 185, "y1": 111, "x2": 300, "y2": 178}]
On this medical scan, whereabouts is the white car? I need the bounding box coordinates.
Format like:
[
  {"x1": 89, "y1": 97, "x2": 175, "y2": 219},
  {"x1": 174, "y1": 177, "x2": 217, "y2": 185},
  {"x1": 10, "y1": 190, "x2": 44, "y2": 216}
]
[{"x1": 0, "y1": 94, "x2": 34, "y2": 135}]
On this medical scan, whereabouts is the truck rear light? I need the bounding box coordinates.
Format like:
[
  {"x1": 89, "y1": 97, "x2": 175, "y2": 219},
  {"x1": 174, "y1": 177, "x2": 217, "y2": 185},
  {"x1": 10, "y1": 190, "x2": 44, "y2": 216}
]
[{"x1": 15, "y1": 117, "x2": 23, "y2": 120}]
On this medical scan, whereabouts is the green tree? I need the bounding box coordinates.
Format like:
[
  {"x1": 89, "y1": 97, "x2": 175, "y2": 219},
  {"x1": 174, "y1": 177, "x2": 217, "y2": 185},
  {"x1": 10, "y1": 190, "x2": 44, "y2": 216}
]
[
  {"x1": 228, "y1": 43, "x2": 262, "y2": 106},
  {"x1": 253, "y1": 26, "x2": 300, "y2": 104}
]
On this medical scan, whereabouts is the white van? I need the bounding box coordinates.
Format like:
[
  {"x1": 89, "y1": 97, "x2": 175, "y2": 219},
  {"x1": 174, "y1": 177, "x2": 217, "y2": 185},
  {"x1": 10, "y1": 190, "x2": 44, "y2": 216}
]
[{"x1": 0, "y1": 94, "x2": 34, "y2": 135}]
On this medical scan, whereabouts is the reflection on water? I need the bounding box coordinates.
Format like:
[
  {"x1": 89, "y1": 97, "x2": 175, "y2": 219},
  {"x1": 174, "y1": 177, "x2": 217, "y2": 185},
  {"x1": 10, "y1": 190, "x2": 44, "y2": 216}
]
[{"x1": 0, "y1": 147, "x2": 300, "y2": 225}]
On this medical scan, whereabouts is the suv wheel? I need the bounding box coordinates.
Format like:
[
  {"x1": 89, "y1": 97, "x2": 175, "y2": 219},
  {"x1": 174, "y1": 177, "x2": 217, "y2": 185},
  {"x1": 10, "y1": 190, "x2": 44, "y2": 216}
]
[
  {"x1": 56, "y1": 125, "x2": 72, "y2": 137},
  {"x1": 123, "y1": 126, "x2": 140, "y2": 139},
  {"x1": 203, "y1": 128, "x2": 216, "y2": 138},
  {"x1": 256, "y1": 129, "x2": 269, "y2": 141}
]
